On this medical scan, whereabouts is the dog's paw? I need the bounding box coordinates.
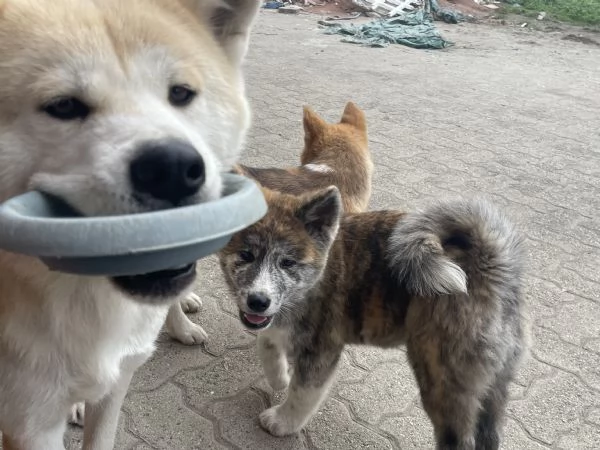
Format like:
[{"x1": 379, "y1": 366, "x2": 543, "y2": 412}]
[
  {"x1": 259, "y1": 406, "x2": 300, "y2": 437},
  {"x1": 68, "y1": 402, "x2": 85, "y2": 427},
  {"x1": 181, "y1": 293, "x2": 202, "y2": 313},
  {"x1": 266, "y1": 370, "x2": 290, "y2": 391},
  {"x1": 170, "y1": 321, "x2": 208, "y2": 345}
]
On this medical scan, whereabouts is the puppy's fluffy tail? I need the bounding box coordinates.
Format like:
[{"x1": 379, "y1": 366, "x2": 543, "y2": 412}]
[{"x1": 387, "y1": 199, "x2": 525, "y2": 298}]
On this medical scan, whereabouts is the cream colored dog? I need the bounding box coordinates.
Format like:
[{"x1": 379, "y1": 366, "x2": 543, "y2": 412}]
[{"x1": 0, "y1": 0, "x2": 260, "y2": 449}]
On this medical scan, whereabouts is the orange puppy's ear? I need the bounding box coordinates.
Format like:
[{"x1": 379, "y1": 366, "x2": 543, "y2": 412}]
[
  {"x1": 302, "y1": 106, "x2": 328, "y2": 164},
  {"x1": 303, "y1": 106, "x2": 327, "y2": 142},
  {"x1": 340, "y1": 101, "x2": 367, "y2": 131}
]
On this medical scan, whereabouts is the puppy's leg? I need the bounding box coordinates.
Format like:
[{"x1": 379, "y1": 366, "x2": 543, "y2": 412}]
[
  {"x1": 257, "y1": 328, "x2": 290, "y2": 391},
  {"x1": 474, "y1": 371, "x2": 511, "y2": 450},
  {"x1": 408, "y1": 343, "x2": 483, "y2": 450},
  {"x1": 180, "y1": 292, "x2": 202, "y2": 313},
  {"x1": 82, "y1": 355, "x2": 143, "y2": 450},
  {"x1": 259, "y1": 345, "x2": 342, "y2": 436},
  {"x1": 165, "y1": 302, "x2": 208, "y2": 345}
]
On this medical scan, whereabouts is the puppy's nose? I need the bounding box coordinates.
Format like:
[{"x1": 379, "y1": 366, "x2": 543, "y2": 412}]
[
  {"x1": 247, "y1": 293, "x2": 271, "y2": 313},
  {"x1": 130, "y1": 139, "x2": 205, "y2": 204}
]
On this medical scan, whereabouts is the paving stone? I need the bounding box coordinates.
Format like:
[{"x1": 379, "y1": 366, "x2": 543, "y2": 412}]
[
  {"x1": 345, "y1": 345, "x2": 407, "y2": 370},
  {"x1": 306, "y1": 398, "x2": 394, "y2": 449},
  {"x1": 129, "y1": 335, "x2": 214, "y2": 392},
  {"x1": 586, "y1": 408, "x2": 600, "y2": 426},
  {"x1": 533, "y1": 327, "x2": 600, "y2": 391},
  {"x1": 205, "y1": 389, "x2": 306, "y2": 449},
  {"x1": 502, "y1": 418, "x2": 550, "y2": 450},
  {"x1": 176, "y1": 348, "x2": 264, "y2": 410},
  {"x1": 125, "y1": 383, "x2": 224, "y2": 450},
  {"x1": 379, "y1": 406, "x2": 435, "y2": 449},
  {"x1": 555, "y1": 422, "x2": 600, "y2": 450},
  {"x1": 336, "y1": 361, "x2": 419, "y2": 425},
  {"x1": 538, "y1": 298, "x2": 600, "y2": 346},
  {"x1": 507, "y1": 371, "x2": 599, "y2": 445}
]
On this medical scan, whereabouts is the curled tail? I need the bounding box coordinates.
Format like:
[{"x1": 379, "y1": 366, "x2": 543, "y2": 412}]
[{"x1": 388, "y1": 199, "x2": 525, "y2": 298}]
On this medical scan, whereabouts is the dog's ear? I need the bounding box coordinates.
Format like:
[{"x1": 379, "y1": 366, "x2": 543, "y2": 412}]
[
  {"x1": 303, "y1": 106, "x2": 327, "y2": 142},
  {"x1": 183, "y1": 0, "x2": 261, "y2": 66},
  {"x1": 340, "y1": 101, "x2": 367, "y2": 131},
  {"x1": 296, "y1": 186, "x2": 342, "y2": 247}
]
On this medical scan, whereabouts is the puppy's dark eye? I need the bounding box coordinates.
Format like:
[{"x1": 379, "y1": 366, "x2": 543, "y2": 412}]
[
  {"x1": 169, "y1": 85, "x2": 197, "y2": 107},
  {"x1": 280, "y1": 258, "x2": 297, "y2": 269},
  {"x1": 239, "y1": 250, "x2": 255, "y2": 263},
  {"x1": 41, "y1": 97, "x2": 90, "y2": 121}
]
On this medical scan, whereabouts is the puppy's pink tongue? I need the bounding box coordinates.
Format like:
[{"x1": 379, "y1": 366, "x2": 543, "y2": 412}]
[{"x1": 244, "y1": 313, "x2": 268, "y2": 324}]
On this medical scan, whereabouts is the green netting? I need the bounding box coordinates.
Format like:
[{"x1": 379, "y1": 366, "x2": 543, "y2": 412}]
[{"x1": 320, "y1": 10, "x2": 453, "y2": 49}]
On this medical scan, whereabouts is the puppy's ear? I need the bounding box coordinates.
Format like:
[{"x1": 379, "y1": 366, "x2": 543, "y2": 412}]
[
  {"x1": 301, "y1": 106, "x2": 328, "y2": 163},
  {"x1": 296, "y1": 186, "x2": 342, "y2": 247},
  {"x1": 303, "y1": 106, "x2": 327, "y2": 142},
  {"x1": 340, "y1": 101, "x2": 367, "y2": 132},
  {"x1": 184, "y1": 0, "x2": 261, "y2": 66}
]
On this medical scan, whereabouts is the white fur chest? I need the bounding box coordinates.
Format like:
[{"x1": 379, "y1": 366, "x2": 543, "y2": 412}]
[{"x1": 0, "y1": 268, "x2": 168, "y2": 404}]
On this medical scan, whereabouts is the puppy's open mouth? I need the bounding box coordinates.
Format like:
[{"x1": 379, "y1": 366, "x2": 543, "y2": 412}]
[
  {"x1": 239, "y1": 310, "x2": 273, "y2": 330},
  {"x1": 112, "y1": 263, "x2": 197, "y2": 301}
]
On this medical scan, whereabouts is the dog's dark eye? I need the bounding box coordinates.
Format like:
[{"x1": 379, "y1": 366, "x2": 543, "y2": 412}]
[
  {"x1": 239, "y1": 250, "x2": 255, "y2": 263},
  {"x1": 280, "y1": 258, "x2": 297, "y2": 269},
  {"x1": 168, "y1": 85, "x2": 197, "y2": 107},
  {"x1": 42, "y1": 97, "x2": 90, "y2": 121}
]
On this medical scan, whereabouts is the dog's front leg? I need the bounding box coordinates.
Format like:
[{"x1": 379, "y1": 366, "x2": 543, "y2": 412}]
[
  {"x1": 257, "y1": 327, "x2": 290, "y2": 391},
  {"x1": 165, "y1": 300, "x2": 208, "y2": 345},
  {"x1": 81, "y1": 355, "x2": 144, "y2": 450},
  {"x1": 259, "y1": 345, "x2": 342, "y2": 436},
  {"x1": 1, "y1": 422, "x2": 66, "y2": 450}
]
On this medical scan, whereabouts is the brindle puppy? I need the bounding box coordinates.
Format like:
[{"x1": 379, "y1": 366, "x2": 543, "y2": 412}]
[{"x1": 220, "y1": 187, "x2": 529, "y2": 450}]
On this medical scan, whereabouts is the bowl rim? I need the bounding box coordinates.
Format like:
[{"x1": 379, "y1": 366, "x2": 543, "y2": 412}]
[{"x1": 0, "y1": 173, "x2": 266, "y2": 258}]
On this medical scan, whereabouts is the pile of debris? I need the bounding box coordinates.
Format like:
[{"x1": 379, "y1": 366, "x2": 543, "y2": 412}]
[
  {"x1": 263, "y1": 0, "x2": 490, "y2": 49},
  {"x1": 319, "y1": 9, "x2": 454, "y2": 48},
  {"x1": 263, "y1": 0, "x2": 488, "y2": 22}
]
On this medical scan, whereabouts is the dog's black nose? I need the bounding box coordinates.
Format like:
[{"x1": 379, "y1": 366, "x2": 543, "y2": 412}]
[
  {"x1": 130, "y1": 140, "x2": 205, "y2": 204},
  {"x1": 247, "y1": 293, "x2": 271, "y2": 313}
]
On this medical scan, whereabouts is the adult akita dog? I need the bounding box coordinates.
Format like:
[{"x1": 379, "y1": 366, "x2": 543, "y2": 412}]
[
  {"x1": 167, "y1": 101, "x2": 374, "y2": 345},
  {"x1": 220, "y1": 187, "x2": 529, "y2": 450},
  {"x1": 0, "y1": 0, "x2": 260, "y2": 449}
]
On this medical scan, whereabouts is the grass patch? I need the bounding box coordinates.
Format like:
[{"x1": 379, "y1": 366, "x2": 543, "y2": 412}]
[{"x1": 503, "y1": 0, "x2": 600, "y2": 25}]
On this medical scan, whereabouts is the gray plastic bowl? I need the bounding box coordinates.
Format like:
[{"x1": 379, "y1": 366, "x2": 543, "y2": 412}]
[{"x1": 0, "y1": 173, "x2": 266, "y2": 276}]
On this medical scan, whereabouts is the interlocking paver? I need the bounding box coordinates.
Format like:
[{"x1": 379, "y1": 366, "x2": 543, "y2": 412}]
[
  {"x1": 336, "y1": 362, "x2": 418, "y2": 425},
  {"x1": 175, "y1": 348, "x2": 263, "y2": 409},
  {"x1": 56, "y1": 10, "x2": 600, "y2": 449},
  {"x1": 125, "y1": 383, "x2": 224, "y2": 450},
  {"x1": 307, "y1": 398, "x2": 395, "y2": 449},
  {"x1": 205, "y1": 390, "x2": 306, "y2": 450},
  {"x1": 507, "y1": 370, "x2": 600, "y2": 444},
  {"x1": 379, "y1": 405, "x2": 435, "y2": 449}
]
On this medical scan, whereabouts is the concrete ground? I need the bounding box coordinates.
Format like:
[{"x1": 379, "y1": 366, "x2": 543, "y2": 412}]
[{"x1": 68, "y1": 11, "x2": 599, "y2": 450}]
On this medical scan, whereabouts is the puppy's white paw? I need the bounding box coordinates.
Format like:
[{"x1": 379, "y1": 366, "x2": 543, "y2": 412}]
[
  {"x1": 259, "y1": 406, "x2": 300, "y2": 437},
  {"x1": 266, "y1": 369, "x2": 290, "y2": 391},
  {"x1": 68, "y1": 402, "x2": 85, "y2": 427},
  {"x1": 170, "y1": 321, "x2": 208, "y2": 345},
  {"x1": 181, "y1": 293, "x2": 202, "y2": 313}
]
